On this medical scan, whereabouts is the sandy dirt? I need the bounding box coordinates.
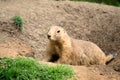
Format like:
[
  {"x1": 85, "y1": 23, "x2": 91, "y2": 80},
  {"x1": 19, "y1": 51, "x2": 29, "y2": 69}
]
[{"x1": 0, "y1": 0, "x2": 120, "y2": 80}]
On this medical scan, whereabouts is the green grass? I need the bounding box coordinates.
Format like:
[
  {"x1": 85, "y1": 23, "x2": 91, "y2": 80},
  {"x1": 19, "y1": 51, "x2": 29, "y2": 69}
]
[
  {"x1": 13, "y1": 16, "x2": 23, "y2": 30},
  {"x1": 0, "y1": 57, "x2": 75, "y2": 80},
  {"x1": 70, "y1": 0, "x2": 120, "y2": 7}
]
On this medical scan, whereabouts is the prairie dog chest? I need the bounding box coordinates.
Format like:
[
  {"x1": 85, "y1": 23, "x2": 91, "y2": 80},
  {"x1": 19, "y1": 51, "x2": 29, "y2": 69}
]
[{"x1": 55, "y1": 45, "x2": 61, "y2": 54}]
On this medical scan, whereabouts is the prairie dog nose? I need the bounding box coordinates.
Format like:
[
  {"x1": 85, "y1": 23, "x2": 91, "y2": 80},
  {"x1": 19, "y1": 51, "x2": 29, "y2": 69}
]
[{"x1": 47, "y1": 35, "x2": 51, "y2": 39}]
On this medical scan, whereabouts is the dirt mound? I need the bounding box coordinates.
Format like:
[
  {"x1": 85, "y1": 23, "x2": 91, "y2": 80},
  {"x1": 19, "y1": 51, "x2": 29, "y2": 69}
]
[
  {"x1": 0, "y1": 0, "x2": 120, "y2": 80},
  {"x1": 0, "y1": 21, "x2": 34, "y2": 58}
]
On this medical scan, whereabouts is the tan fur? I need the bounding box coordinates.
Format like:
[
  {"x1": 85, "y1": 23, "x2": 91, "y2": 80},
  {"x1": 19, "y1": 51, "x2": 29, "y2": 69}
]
[{"x1": 43, "y1": 26, "x2": 113, "y2": 65}]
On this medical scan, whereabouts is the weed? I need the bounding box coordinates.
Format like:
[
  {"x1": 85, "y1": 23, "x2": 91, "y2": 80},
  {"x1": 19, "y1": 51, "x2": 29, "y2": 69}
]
[
  {"x1": 13, "y1": 16, "x2": 23, "y2": 30},
  {"x1": 70, "y1": 0, "x2": 120, "y2": 7},
  {"x1": 0, "y1": 57, "x2": 75, "y2": 80}
]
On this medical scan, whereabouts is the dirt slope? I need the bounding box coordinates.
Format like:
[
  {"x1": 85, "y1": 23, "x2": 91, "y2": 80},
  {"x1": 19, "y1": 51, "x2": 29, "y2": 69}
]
[{"x1": 0, "y1": 0, "x2": 120, "y2": 80}]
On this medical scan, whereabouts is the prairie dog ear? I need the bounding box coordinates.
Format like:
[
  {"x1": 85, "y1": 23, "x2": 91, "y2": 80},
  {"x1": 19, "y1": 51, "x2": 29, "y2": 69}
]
[
  {"x1": 62, "y1": 28, "x2": 66, "y2": 33},
  {"x1": 64, "y1": 29, "x2": 66, "y2": 33}
]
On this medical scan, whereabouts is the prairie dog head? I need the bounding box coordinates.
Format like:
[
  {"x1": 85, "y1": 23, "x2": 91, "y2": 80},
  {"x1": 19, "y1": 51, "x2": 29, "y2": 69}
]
[{"x1": 47, "y1": 26, "x2": 67, "y2": 41}]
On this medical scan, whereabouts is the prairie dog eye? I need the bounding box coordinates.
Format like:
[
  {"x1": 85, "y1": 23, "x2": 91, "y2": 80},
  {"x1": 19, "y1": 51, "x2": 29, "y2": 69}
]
[{"x1": 57, "y1": 30, "x2": 60, "y2": 33}]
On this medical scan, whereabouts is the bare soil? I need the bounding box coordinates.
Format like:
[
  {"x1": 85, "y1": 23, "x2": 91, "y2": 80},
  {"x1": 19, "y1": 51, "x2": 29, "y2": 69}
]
[{"x1": 0, "y1": 0, "x2": 120, "y2": 80}]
